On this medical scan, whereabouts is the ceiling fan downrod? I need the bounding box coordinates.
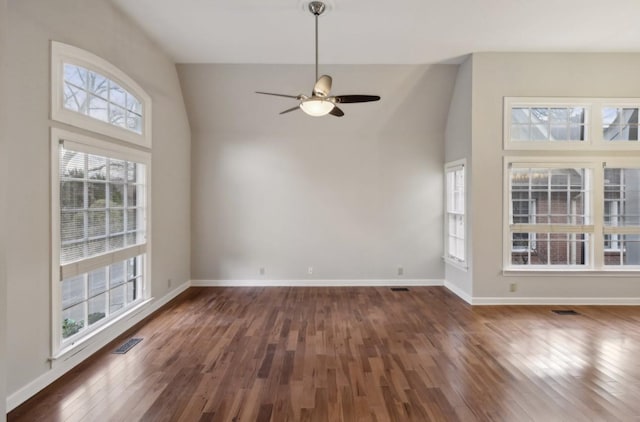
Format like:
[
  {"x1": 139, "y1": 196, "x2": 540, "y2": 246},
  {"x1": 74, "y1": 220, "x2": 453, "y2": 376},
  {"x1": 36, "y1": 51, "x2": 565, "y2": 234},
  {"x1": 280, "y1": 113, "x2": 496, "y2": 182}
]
[{"x1": 308, "y1": 1, "x2": 326, "y2": 82}]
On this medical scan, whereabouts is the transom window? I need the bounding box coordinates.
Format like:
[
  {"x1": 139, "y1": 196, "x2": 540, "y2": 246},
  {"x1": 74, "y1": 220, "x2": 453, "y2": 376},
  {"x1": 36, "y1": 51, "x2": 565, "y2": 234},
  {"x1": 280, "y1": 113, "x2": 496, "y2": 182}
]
[
  {"x1": 51, "y1": 41, "x2": 151, "y2": 148},
  {"x1": 63, "y1": 63, "x2": 142, "y2": 134},
  {"x1": 505, "y1": 98, "x2": 640, "y2": 150},
  {"x1": 602, "y1": 107, "x2": 639, "y2": 142},
  {"x1": 510, "y1": 106, "x2": 587, "y2": 142}
]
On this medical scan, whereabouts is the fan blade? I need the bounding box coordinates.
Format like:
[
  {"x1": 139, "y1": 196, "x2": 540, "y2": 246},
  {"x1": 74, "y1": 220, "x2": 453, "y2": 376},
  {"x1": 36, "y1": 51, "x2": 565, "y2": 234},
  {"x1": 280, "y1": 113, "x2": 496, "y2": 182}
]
[
  {"x1": 279, "y1": 105, "x2": 301, "y2": 115},
  {"x1": 313, "y1": 75, "x2": 332, "y2": 97},
  {"x1": 256, "y1": 91, "x2": 301, "y2": 99},
  {"x1": 329, "y1": 106, "x2": 344, "y2": 117},
  {"x1": 333, "y1": 95, "x2": 381, "y2": 104}
]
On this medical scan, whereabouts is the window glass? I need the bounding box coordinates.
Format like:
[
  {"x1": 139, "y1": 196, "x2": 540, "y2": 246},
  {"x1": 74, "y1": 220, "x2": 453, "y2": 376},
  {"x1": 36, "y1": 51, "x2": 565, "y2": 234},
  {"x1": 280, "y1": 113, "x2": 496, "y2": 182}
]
[
  {"x1": 63, "y1": 63, "x2": 143, "y2": 134},
  {"x1": 59, "y1": 146, "x2": 146, "y2": 264},
  {"x1": 60, "y1": 255, "x2": 144, "y2": 340},
  {"x1": 511, "y1": 107, "x2": 587, "y2": 142},
  {"x1": 603, "y1": 107, "x2": 640, "y2": 142},
  {"x1": 445, "y1": 165, "x2": 465, "y2": 262},
  {"x1": 509, "y1": 167, "x2": 591, "y2": 267},
  {"x1": 603, "y1": 168, "x2": 640, "y2": 266}
]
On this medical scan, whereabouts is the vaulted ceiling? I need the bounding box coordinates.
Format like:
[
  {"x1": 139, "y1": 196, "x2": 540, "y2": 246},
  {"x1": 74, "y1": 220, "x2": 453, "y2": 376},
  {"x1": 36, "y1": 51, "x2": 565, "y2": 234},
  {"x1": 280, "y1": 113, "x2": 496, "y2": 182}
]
[{"x1": 112, "y1": 0, "x2": 640, "y2": 64}]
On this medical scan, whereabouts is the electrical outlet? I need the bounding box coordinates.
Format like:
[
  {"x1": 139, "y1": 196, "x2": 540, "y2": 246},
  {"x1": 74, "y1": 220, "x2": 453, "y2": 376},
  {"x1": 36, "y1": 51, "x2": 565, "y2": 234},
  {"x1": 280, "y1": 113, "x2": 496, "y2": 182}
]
[
  {"x1": 509, "y1": 283, "x2": 517, "y2": 292},
  {"x1": 397, "y1": 267, "x2": 404, "y2": 276},
  {"x1": 260, "y1": 267, "x2": 265, "y2": 276},
  {"x1": 308, "y1": 267, "x2": 313, "y2": 275},
  {"x1": 167, "y1": 278, "x2": 172, "y2": 288}
]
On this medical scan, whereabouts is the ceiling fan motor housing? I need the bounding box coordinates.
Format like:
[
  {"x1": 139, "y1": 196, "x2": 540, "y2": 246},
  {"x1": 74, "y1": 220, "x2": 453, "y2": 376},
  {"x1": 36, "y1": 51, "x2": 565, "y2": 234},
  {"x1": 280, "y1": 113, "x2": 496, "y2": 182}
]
[{"x1": 308, "y1": 1, "x2": 326, "y2": 16}]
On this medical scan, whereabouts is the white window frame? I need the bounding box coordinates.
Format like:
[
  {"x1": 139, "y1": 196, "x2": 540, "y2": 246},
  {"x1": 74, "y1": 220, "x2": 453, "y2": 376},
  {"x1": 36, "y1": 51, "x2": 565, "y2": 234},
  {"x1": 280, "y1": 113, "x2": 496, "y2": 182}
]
[
  {"x1": 504, "y1": 97, "x2": 640, "y2": 151},
  {"x1": 50, "y1": 42, "x2": 153, "y2": 359},
  {"x1": 51, "y1": 128, "x2": 152, "y2": 357},
  {"x1": 444, "y1": 159, "x2": 467, "y2": 268},
  {"x1": 504, "y1": 156, "x2": 640, "y2": 272},
  {"x1": 51, "y1": 41, "x2": 152, "y2": 148}
]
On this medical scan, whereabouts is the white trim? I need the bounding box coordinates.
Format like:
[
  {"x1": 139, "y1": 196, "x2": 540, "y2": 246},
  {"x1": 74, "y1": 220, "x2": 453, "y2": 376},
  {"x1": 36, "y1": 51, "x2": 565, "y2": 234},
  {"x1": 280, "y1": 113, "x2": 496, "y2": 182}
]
[
  {"x1": 471, "y1": 296, "x2": 640, "y2": 306},
  {"x1": 190, "y1": 279, "x2": 444, "y2": 287},
  {"x1": 502, "y1": 269, "x2": 640, "y2": 277},
  {"x1": 6, "y1": 281, "x2": 190, "y2": 412},
  {"x1": 443, "y1": 281, "x2": 472, "y2": 304},
  {"x1": 51, "y1": 41, "x2": 152, "y2": 148}
]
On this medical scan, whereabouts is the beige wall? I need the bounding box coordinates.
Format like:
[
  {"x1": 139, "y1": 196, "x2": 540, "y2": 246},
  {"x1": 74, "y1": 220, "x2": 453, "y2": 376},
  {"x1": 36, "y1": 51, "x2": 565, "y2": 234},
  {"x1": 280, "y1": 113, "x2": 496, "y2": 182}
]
[
  {"x1": 1, "y1": 0, "x2": 7, "y2": 417},
  {"x1": 471, "y1": 53, "x2": 640, "y2": 299},
  {"x1": 5, "y1": 0, "x2": 190, "y2": 402},
  {"x1": 179, "y1": 64, "x2": 456, "y2": 282},
  {"x1": 444, "y1": 56, "x2": 473, "y2": 299}
]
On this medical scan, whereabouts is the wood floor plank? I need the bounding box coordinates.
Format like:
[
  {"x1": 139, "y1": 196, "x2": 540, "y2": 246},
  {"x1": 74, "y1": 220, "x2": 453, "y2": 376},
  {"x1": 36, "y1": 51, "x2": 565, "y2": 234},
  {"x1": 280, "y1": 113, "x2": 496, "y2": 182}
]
[{"x1": 8, "y1": 287, "x2": 640, "y2": 421}]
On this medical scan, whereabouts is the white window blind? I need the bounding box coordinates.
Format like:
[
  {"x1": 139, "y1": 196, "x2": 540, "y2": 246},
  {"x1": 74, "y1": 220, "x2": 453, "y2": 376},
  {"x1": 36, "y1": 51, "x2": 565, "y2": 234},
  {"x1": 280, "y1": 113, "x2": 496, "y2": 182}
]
[{"x1": 59, "y1": 141, "x2": 147, "y2": 276}]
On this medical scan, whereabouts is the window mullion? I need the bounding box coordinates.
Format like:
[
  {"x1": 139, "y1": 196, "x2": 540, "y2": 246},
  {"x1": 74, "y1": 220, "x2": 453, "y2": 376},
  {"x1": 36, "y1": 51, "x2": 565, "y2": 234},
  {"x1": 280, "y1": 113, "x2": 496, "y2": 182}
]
[{"x1": 592, "y1": 165, "x2": 605, "y2": 268}]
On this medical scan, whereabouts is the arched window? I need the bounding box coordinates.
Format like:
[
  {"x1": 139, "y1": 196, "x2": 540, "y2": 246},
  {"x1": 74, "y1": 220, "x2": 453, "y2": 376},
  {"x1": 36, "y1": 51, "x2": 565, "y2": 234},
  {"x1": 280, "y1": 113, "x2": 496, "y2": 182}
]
[
  {"x1": 50, "y1": 42, "x2": 152, "y2": 357},
  {"x1": 51, "y1": 42, "x2": 151, "y2": 148}
]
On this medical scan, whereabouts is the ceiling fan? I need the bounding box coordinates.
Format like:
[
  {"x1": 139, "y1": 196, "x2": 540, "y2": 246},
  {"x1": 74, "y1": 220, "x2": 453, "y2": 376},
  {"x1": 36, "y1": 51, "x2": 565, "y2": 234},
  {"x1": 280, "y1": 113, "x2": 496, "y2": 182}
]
[{"x1": 256, "y1": 1, "x2": 381, "y2": 117}]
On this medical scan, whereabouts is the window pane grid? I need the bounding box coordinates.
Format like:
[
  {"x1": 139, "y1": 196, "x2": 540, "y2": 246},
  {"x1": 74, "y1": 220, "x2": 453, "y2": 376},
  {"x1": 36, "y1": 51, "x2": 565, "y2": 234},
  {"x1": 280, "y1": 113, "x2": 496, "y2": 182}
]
[
  {"x1": 61, "y1": 255, "x2": 144, "y2": 340},
  {"x1": 603, "y1": 168, "x2": 640, "y2": 265},
  {"x1": 63, "y1": 63, "x2": 143, "y2": 134},
  {"x1": 60, "y1": 147, "x2": 146, "y2": 263},
  {"x1": 511, "y1": 106, "x2": 587, "y2": 142},
  {"x1": 603, "y1": 107, "x2": 640, "y2": 142},
  {"x1": 604, "y1": 235, "x2": 640, "y2": 266},
  {"x1": 445, "y1": 166, "x2": 465, "y2": 262},
  {"x1": 510, "y1": 167, "x2": 591, "y2": 266},
  {"x1": 511, "y1": 233, "x2": 590, "y2": 266}
]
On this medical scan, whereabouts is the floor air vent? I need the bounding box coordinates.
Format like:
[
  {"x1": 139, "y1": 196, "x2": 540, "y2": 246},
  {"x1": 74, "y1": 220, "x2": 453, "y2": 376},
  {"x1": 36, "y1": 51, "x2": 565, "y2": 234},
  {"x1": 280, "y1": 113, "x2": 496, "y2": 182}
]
[
  {"x1": 552, "y1": 310, "x2": 579, "y2": 315},
  {"x1": 113, "y1": 338, "x2": 143, "y2": 354},
  {"x1": 390, "y1": 287, "x2": 410, "y2": 292}
]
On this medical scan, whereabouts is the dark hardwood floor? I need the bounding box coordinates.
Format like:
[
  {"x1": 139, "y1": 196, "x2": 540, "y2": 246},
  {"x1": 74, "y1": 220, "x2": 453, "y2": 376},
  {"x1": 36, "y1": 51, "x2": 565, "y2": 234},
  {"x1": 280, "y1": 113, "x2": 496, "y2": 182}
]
[{"x1": 8, "y1": 286, "x2": 640, "y2": 421}]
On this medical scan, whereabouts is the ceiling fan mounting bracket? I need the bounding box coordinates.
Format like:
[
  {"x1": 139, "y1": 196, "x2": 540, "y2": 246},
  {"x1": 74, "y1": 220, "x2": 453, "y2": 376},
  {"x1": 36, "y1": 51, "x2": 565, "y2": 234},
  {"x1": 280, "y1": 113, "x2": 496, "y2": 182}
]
[{"x1": 308, "y1": 1, "x2": 326, "y2": 16}]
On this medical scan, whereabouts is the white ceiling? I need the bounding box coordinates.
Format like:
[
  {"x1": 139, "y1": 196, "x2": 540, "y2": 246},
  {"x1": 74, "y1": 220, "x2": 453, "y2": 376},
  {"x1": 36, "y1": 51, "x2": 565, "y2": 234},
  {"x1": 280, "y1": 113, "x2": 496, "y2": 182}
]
[{"x1": 112, "y1": 0, "x2": 640, "y2": 64}]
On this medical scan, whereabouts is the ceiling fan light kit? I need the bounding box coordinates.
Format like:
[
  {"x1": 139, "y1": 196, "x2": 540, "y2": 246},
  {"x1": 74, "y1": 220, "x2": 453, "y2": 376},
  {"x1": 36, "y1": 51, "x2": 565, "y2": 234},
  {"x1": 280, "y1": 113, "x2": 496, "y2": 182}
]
[
  {"x1": 300, "y1": 98, "x2": 335, "y2": 116},
  {"x1": 256, "y1": 1, "x2": 381, "y2": 117}
]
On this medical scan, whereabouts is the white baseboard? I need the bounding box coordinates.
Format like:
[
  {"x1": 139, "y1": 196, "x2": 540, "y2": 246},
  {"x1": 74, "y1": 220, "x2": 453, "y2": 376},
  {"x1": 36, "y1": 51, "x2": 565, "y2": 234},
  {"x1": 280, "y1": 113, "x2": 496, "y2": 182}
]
[
  {"x1": 6, "y1": 281, "x2": 190, "y2": 412},
  {"x1": 470, "y1": 296, "x2": 640, "y2": 305},
  {"x1": 443, "y1": 281, "x2": 473, "y2": 304},
  {"x1": 190, "y1": 279, "x2": 444, "y2": 287}
]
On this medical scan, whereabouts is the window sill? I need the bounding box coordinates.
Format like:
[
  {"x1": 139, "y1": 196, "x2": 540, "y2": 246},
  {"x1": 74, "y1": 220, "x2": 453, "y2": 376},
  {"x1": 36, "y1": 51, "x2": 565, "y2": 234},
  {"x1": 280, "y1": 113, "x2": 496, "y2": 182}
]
[
  {"x1": 443, "y1": 257, "x2": 468, "y2": 272},
  {"x1": 51, "y1": 297, "x2": 153, "y2": 362},
  {"x1": 502, "y1": 268, "x2": 640, "y2": 277}
]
